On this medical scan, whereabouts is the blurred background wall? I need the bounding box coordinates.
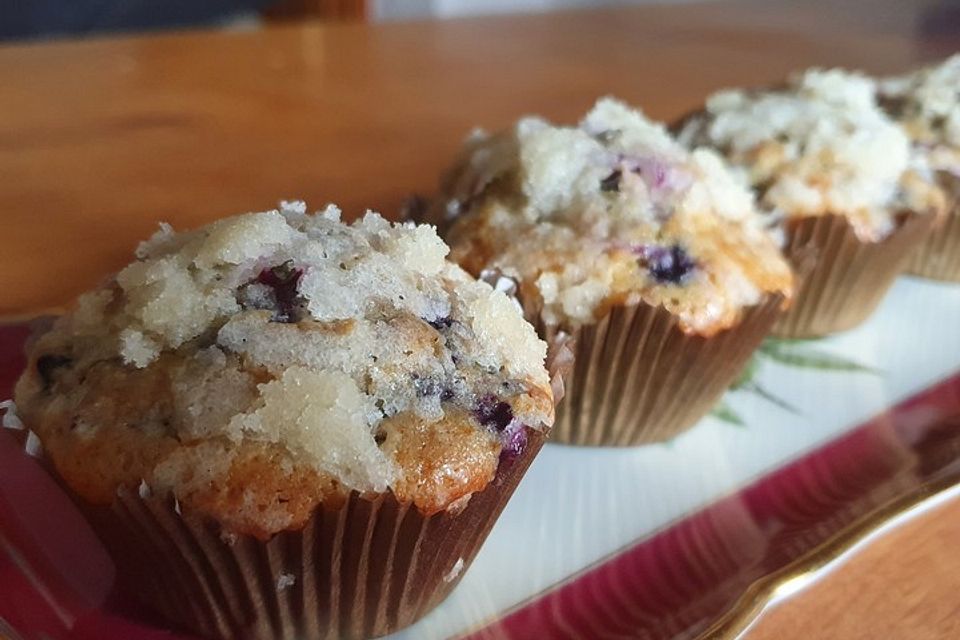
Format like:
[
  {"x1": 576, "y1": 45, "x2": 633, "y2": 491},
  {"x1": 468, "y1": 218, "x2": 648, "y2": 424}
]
[
  {"x1": 370, "y1": 0, "x2": 678, "y2": 21},
  {"x1": 0, "y1": 0, "x2": 686, "y2": 41},
  {"x1": 1, "y1": 0, "x2": 956, "y2": 41}
]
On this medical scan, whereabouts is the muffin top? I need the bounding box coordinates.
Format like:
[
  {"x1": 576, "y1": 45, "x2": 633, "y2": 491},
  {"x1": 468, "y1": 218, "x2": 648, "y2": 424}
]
[
  {"x1": 677, "y1": 68, "x2": 945, "y2": 242},
  {"x1": 429, "y1": 98, "x2": 792, "y2": 336},
  {"x1": 14, "y1": 203, "x2": 554, "y2": 539},
  {"x1": 879, "y1": 55, "x2": 960, "y2": 174}
]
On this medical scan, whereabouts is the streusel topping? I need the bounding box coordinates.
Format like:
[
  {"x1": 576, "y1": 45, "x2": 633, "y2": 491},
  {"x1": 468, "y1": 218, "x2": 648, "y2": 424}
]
[
  {"x1": 880, "y1": 55, "x2": 960, "y2": 175},
  {"x1": 15, "y1": 204, "x2": 554, "y2": 536},
  {"x1": 431, "y1": 98, "x2": 792, "y2": 335},
  {"x1": 678, "y1": 68, "x2": 945, "y2": 241}
]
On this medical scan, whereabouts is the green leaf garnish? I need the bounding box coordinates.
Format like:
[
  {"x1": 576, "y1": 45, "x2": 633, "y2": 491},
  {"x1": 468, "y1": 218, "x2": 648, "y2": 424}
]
[
  {"x1": 711, "y1": 400, "x2": 746, "y2": 427},
  {"x1": 731, "y1": 355, "x2": 760, "y2": 390},
  {"x1": 759, "y1": 342, "x2": 880, "y2": 374},
  {"x1": 739, "y1": 381, "x2": 800, "y2": 415}
]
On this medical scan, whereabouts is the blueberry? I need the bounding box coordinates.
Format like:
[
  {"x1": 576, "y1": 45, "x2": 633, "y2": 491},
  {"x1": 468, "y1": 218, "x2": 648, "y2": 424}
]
[
  {"x1": 638, "y1": 244, "x2": 696, "y2": 285},
  {"x1": 600, "y1": 170, "x2": 622, "y2": 193},
  {"x1": 256, "y1": 261, "x2": 304, "y2": 323},
  {"x1": 500, "y1": 425, "x2": 528, "y2": 461},
  {"x1": 36, "y1": 354, "x2": 72, "y2": 390},
  {"x1": 473, "y1": 395, "x2": 513, "y2": 431},
  {"x1": 594, "y1": 129, "x2": 620, "y2": 144},
  {"x1": 426, "y1": 316, "x2": 453, "y2": 330}
]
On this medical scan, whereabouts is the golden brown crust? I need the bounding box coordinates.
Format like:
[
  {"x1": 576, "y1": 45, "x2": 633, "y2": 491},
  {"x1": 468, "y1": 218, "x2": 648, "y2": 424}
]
[
  {"x1": 19, "y1": 348, "x2": 344, "y2": 539},
  {"x1": 179, "y1": 443, "x2": 346, "y2": 541},
  {"x1": 380, "y1": 409, "x2": 500, "y2": 515},
  {"x1": 511, "y1": 380, "x2": 555, "y2": 424},
  {"x1": 296, "y1": 318, "x2": 357, "y2": 335},
  {"x1": 17, "y1": 354, "x2": 178, "y2": 504}
]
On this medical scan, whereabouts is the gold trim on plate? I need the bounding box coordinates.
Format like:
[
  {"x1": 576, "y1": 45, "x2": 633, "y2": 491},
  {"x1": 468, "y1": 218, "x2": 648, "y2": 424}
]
[{"x1": 699, "y1": 470, "x2": 960, "y2": 640}]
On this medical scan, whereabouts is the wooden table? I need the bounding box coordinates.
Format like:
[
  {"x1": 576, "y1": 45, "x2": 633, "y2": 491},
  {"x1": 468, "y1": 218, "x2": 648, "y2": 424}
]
[
  {"x1": 748, "y1": 495, "x2": 960, "y2": 640},
  {"x1": 1, "y1": 1, "x2": 958, "y2": 637}
]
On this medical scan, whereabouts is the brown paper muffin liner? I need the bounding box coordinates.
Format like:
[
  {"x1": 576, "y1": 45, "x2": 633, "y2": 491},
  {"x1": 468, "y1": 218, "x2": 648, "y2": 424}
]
[
  {"x1": 533, "y1": 294, "x2": 785, "y2": 447},
  {"x1": 774, "y1": 211, "x2": 935, "y2": 338},
  {"x1": 69, "y1": 429, "x2": 544, "y2": 640},
  {"x1": 907, "y1": 172, "x2": 960, "y2": 282}
]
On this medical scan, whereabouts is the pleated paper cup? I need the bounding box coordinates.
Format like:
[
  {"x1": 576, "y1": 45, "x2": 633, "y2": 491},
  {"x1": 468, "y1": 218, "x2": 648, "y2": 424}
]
[
  {"x1": 907, "y1": 172, "x2": 960, "y2": 282},
  {"x1": 532, "y1": 294, "x2": 785, "y2": 447},
  {"x1": 70, "y1": 428, "x2": 544, "y2": 640},
  {"x1": 774, "y1": 211, "x2": 935, "y2": 338}
]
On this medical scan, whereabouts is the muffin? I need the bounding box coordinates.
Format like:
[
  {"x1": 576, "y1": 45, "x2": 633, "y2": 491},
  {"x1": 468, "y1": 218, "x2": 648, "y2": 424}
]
[
  {"x1": 13, "y1": 202, "x2": 556, "y2": 639},
  {"x1": 880, "y1": 55, "x2": 960, "y2": 281},
  {"x1": 676, "y1": 68, "x2": 946, "y2": 337},
  {"x1": 424, "y1": 98, "x2": 793, "y2": 446}
]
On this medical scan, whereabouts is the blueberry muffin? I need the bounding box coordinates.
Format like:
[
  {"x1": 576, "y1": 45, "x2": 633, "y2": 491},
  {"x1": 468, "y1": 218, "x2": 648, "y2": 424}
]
[
  {"x1": 880, "y1": 55, "x2": 960, "y2": 281},
  {"x1": 677, "y1": 68, "x2": 946, "y2": 336},
  {"x1": 13, "y1": 202, "x2": 556, "y2": 639},
  {"x1": 425, "y1": 98, "x2": 793, "y2": 446}
]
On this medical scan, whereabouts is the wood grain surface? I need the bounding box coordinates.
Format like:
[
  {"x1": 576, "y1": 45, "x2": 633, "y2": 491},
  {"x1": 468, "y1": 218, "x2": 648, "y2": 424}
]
[
  {"x1": 1, "y1": 1, "x2": 959, "y2": 637},
  {"x1": 0, "y1": 0, "x2": 956, "y2": 315},
  {"x1": 747, "y1": 495, "x2": 960, "y2": 640}
]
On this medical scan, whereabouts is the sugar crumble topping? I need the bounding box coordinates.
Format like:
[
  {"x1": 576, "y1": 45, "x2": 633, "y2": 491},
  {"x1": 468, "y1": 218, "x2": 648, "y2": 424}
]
[
  {"x1": 678, "y1": 68, "x2": 945, "y2": 241},
  {"x1": 15, "y1": 204, "x2": 554, "y2": 534},
  {"x1": 879, "y1": 55, "x2": 960, "y2": 176},
  {"x1": 431, "y1": 98, "x2": 792, "y2": 335}
]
